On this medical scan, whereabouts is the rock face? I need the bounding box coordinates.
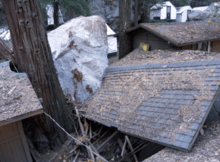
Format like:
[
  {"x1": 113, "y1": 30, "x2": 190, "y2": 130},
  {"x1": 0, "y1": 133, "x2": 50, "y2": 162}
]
[
  {"x1": 90, "y1": 0, "x2": 135, "y2": 33},
  {"x1": 189, "y1": 3, "x2": 220, "y2": 22},
  {"x1": 48, "y1": 15, "x2": 108, "y2": 101}
]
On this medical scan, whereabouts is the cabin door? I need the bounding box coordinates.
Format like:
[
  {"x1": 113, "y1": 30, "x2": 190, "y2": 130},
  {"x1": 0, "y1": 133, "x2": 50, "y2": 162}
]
[{"x1": 167, "y1": 6, "x2": 171, "y2": 19}]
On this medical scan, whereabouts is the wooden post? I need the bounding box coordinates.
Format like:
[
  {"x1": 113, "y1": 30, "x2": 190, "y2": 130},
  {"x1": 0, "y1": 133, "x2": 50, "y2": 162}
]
[
  {"x1": 208, "y1": 41, "x2": 211, "y2": 53},
  {"x1": 119, "y1": 0, "x2": 132, "y2": 59},
  {"x1": 2, "y1": 0, "x2": 73, "y2": 144}
]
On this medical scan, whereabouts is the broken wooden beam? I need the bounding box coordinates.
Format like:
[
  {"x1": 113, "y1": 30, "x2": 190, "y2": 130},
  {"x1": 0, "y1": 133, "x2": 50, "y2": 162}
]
[
  {"x1": 121, "y1": 138, "x2": 127, "y2": 157},
  {"x1": 97, "y1": 131, "x2": 119, "y2": 151},
  {"x1": 125, "y1": 135, "x2": 138, "y2": 162}
]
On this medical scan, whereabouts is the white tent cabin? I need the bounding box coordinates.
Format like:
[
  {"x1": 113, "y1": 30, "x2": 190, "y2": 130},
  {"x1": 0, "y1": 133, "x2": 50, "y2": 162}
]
[
  {"x1": 46, "y1": 4, "x2": 64, "y2": 26},
  {"x1": 176, "y1": 6, "x2": 192, "y2": 22},
  {"x1": 106, "y1": 24, "x2": 117, "y2": 58},
  {"x1": 150, "y1": 1, "x2": 177, "y2": 21}
]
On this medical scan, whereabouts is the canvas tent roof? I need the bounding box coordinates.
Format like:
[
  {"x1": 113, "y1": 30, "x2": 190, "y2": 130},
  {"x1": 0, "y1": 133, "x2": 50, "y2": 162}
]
[
  {"x1": 106, "y1": 24, "x2": 115, "y2": 36},
  {"x1": 0, "y1": 62, "x2": 43, "y2": 127},
  {"x1": 151, "y1": 1, "x2": 173, "y2": 10},
  {"x1": 83, "y1": 49, "x2": 220, "y2": 151},
  {"x1": 144, "y1": 116, "x2": 220, "y2": 162},
  {"x1": 176, "y1": 6, "x2": 192, "y2": 14},
  {"x1": 127, "y1": 22, "x2": 220, "y2": 46}
]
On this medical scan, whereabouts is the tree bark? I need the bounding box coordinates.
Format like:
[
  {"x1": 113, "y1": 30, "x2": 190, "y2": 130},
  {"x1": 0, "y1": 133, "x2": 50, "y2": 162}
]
[
  {"x1": 53, "y1": 1, "x2": 59, "y2": 27},
  {"x1": 134, "y1": 0, "x2": 139, "y2": 26},
  {"x1": 0, "y1": 38, "x2": 13, "y2": 60},
  {"x1": 2, "y1": 0, "x2": 72, "y2": 143},
  {"x1": 119, "y1": 0, "x2": 132, "y2": 59}
]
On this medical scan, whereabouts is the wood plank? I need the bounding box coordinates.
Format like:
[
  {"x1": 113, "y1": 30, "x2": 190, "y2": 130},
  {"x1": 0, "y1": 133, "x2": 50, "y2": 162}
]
[
  {"x1": 17, "y1": 121, "x2": 33, "y2": 162},
  {"x1": 0, "y1": 144, "x2": 7, "y2": 162},
  {"x1": 9, "y1": 139, "x2": 21, "y2": 162},
  {"x1": 16, "y1": 138, "x2": 28, "y2": 162}
]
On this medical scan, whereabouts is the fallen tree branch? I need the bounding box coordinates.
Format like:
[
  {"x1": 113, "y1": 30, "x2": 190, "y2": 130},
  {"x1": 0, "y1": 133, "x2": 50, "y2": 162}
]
[{"x1": 0, "y1": 38, "x2": 12, "y2": 61}]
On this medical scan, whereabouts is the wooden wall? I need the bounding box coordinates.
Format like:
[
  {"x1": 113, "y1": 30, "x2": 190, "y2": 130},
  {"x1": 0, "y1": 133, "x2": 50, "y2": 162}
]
[
  {"x1": 213, "y1": 41, "x2": 220, "y2": 52},
  {"x1": 131, "y1": 28, "x2": 171, "y2": 51},
  {"x1": 0, "y1": 121, "x2": 32, "y2": 162}
]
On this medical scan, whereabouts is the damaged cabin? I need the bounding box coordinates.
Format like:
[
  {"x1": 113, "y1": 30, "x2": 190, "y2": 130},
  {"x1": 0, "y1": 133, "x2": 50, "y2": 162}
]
[
  {"x1": 0, "y1": 62, "x2": 43, "y2": 162},
  {"x1": 83, "y1": 49, "x2": 220, "y2": 159},
  {"x1": 126, "y1": 22, "x2": 220, "y2": 53}
]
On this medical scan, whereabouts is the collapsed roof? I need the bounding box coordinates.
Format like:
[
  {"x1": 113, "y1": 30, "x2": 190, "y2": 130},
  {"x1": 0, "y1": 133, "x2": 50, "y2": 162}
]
[
  {"x1": 83, "y1": 49, "x2": 220, "y2": 151},
  {"x1": 144, "y1": 116, "x2": 220, "y2": 161},
  {"x1": 127, "y1": 22, "x2": 220, "y2": 46},
  {"x1": 0, "y1": 62, "x2": 43, "y2": 127}
]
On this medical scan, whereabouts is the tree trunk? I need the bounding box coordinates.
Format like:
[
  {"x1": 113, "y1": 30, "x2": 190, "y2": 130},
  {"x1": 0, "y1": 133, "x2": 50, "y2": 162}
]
[
  {"x1": 53, "y1": 1, "x2": 59, "y2": 27},
  {"x1": 134, "y1": 0, "x2": 139, "y2": 26},
  {"x1": 119, "y1": 0, "x2": 132, "y2": 59},
  {"x1": 2, "y1": 0, "x2": 73, "y2": 144},
  {"x1": 0, "y1": 38, "x2": 13, "y2": 60}
]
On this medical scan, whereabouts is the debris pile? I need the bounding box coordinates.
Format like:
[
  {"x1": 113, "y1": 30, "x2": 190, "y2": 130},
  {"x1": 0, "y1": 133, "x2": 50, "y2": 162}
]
[{"x1": 28, "y1": 97, "x2": 159, "y2": 162}]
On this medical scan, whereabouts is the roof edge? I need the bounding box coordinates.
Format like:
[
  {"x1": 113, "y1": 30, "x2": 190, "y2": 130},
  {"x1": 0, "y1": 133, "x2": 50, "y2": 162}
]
[{"x1": 0, "y1": 107, "x2": 43, "y2": 127}]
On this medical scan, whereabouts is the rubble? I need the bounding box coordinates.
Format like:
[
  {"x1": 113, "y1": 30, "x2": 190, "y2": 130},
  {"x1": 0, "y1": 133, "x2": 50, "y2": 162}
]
[{"x1": 48, "y1": 15, "x2": 108, "y2": 101}]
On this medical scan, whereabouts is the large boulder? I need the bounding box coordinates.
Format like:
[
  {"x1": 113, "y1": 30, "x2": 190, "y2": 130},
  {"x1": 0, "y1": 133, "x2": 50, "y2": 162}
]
[
  {"x1": 48, "y1": 15, "x2": 108, "y2": 101},
  {"x1": 189, "y1": 3, "x2": 220, "y2": 22}
]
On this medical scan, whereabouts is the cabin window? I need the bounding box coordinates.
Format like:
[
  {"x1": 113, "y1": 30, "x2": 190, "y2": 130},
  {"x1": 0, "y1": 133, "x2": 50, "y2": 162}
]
[{"x1": 167, "y1": 6, "x2": 171, "y2": 19}]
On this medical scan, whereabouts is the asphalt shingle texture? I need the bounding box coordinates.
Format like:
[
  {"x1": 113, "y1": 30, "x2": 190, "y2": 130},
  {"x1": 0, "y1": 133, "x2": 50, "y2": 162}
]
[
  {"x1": 127, "y1": 22, "x2": 220, "y2": 46},
  {"x1": 85, "y1": 60, "x2": 220, "y2": 151}
]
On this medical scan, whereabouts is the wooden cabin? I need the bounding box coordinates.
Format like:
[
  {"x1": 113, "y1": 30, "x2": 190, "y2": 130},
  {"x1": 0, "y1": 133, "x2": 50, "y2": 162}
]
[
  {"x1": 126, "y1": 22, "x2": 220, "y2": 53},
  {"x1": 0, "y1": 62, "x2": 43, "y2": 162}
]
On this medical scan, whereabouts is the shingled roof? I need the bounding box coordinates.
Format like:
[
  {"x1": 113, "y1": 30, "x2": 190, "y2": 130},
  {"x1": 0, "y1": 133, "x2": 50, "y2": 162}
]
[
  {"x1": 0, "y1": 61, "x2": 43, "y2": 127},
  {"x1": 84, "y1": 50, "x2": 220, "y2": 151},
  {"x1": 144, "y1": 116, "x2": 220, "y2": 161},
  {"x1": 127, "y1": 22, "x2": 220, "y2": 46}
]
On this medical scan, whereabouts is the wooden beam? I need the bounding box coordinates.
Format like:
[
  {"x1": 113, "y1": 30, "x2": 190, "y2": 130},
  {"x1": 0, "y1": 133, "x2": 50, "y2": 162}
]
[
  {"x1": 125, "y1": 136, "x2": 138, "y2": 162},
  {"x1": 97, "y1": 131, "x2": 119, "y2": 151},
  {"x1": 0, "y1": 108, "x2": 43, "y2": 127}
]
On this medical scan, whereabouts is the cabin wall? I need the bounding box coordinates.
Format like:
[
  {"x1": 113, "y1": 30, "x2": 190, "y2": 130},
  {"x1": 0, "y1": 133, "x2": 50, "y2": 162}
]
[
  {"x1": 150, "y1": 9, "x2": 161, "y2": 19},
  {"x1": 0, "y1": 121, "x2": 32, "y2": 162},
  {"x1": 170, "y1": 4, "x2": 177, "y2": 20},
  {"x1": 212, "y1": 40, "x2": 220, "y2": 52},
  {"x1": 161, "y1": 7, "x2": 167, "y2": 19},
  {"x1": 182, "y1": 45, "x2": 192, "y2": 50},
  {"x1": 182, "y1": 10, "x2": 188, "y2": 22},
  {"x1": 131, "y1": 28, "x2": 170, "y2": 51},
  {"x1": 176, "y1": 14, "x2": 182, "y2": 22}
]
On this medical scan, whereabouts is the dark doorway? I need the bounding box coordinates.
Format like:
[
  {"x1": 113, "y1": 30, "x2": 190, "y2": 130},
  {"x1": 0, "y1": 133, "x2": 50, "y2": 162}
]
[{"x1": 167, "y1": 6, "x2": 171, "y2": 19}]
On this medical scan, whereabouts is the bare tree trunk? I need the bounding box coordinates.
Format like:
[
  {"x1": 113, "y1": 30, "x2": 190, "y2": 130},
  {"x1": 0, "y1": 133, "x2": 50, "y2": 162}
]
[
  {"x1": 2, "y1": 0, "x2": 72, "y2": 144},
  {"x1": 134, "y1": 0, "x2": 139, "y2": 26},
  {"x1": 119, "y1": 0, "x2": 132, "y2": 59},
  {"x1": 53, "y1": 1, "x2": 59, "y2": 28},
  {"x1": 0, "y1": 38, "x2": 12, "y2": 60}
]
